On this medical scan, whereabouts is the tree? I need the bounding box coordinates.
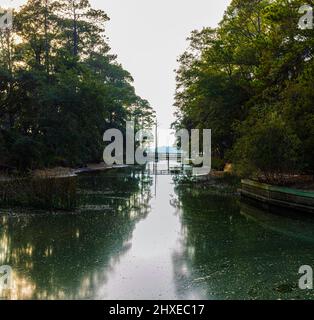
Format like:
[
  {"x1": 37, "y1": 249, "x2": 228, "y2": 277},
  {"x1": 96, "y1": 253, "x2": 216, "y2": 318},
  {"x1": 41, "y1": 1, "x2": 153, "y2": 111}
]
[
  {"x1": 174, "y1": 0, "x2": 314, "y2": 179},
  {"x1": 231, "y1": 110, "x2": 302, "y2": 183},
  {"x1": 0, "y1": 0, "x2": 155, "y2": 170}
]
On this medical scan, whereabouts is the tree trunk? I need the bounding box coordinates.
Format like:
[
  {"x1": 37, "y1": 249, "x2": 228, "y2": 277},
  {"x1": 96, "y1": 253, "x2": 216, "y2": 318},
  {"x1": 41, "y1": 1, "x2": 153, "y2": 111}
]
[{"x1": 73, "y1": 6, "x2": 78, "y2": 57}]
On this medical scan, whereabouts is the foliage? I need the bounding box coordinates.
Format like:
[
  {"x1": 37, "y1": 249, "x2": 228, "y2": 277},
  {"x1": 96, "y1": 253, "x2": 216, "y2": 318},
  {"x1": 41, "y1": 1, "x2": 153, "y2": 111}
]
[
  {"x1": 174, "y1": 0, "x2": 314, "y2": 182},
  {"x1": 0, "y1": 0, "x2": 155, "y2": 170},
  {"x1": 231, "y1": 111, "x2": 302, "y2": 181}
]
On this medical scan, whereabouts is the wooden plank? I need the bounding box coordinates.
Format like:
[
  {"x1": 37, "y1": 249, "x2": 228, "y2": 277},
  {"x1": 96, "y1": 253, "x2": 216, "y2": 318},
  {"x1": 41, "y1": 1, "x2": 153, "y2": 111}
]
[{"x1": 241, "y1": 179, "x2": 314, "y2": 214}]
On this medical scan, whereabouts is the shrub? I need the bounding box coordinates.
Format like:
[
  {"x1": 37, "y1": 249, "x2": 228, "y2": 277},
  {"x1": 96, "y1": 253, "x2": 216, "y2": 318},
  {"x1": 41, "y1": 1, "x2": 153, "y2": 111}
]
[{"x1": 232, "y1": 112, "x2": 302, "y2": 184}]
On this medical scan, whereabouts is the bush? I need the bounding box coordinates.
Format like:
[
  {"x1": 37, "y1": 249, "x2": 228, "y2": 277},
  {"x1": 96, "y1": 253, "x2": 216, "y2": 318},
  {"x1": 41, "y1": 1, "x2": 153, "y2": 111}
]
[{"x1": 232, "y1": 112, "x2": 302, "y2": 184}]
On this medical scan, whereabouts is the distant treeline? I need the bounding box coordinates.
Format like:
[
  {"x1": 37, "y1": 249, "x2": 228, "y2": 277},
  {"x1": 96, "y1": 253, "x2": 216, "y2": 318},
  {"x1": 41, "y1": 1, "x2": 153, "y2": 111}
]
[
  {"x1": 0, "y1": 0, "x2": 155, "y2": 170},
  {"x1": 174, "y1": 0, "x2": 314, "y2": 182}
]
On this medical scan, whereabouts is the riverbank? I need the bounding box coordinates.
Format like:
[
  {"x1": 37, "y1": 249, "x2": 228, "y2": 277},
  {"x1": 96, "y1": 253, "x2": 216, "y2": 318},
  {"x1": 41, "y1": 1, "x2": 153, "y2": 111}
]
[
  {"x1": 0, "y1": 162, "x2": 127, "y2": 180},
  {"x1": 181, "y1": 168, "x2": 314, "y2": 214},
  {"x1": 175, "y1": 171, "x2": 241, "y2": 196},
  {"x1": 33, "y1": 163, "x2": 116, "y2": 177},
  {"x1": 0, "y1": 163, "x2": 122, "y2": 211}
]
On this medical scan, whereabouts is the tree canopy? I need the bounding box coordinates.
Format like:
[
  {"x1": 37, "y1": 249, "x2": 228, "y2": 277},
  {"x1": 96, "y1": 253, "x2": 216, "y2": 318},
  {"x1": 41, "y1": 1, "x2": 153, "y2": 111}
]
[
  {"x1": 174, "y1": 0, "x2": 314, "y2": 180},
  {"x1": 0, "y1": 0, "x2": 155, "y2": 170}
]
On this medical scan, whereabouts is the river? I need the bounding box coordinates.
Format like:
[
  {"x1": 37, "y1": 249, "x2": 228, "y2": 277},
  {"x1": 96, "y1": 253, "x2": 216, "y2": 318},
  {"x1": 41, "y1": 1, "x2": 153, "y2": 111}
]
[{"x1": 1, "y1": 166, "x2": 314, "y2": 300}]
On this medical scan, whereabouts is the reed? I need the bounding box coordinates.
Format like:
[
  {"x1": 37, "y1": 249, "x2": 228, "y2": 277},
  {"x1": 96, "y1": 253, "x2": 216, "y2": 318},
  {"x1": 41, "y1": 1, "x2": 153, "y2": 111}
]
[{"x1": 0, "y1": 174, "x2": 77, "y2": 211}]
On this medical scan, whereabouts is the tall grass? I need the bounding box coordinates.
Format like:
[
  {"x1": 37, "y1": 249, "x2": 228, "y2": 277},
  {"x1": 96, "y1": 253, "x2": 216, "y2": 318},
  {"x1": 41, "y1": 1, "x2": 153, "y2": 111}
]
[{"x1": 0, "y1": 175, "x2": 77, "y2": 211}]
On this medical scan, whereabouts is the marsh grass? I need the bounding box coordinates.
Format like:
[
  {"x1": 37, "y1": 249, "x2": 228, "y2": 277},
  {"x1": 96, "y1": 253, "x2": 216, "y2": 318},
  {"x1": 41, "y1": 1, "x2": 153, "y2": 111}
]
[{"x1": 0, "y1": 174, "x2": 77, "y2": 211}]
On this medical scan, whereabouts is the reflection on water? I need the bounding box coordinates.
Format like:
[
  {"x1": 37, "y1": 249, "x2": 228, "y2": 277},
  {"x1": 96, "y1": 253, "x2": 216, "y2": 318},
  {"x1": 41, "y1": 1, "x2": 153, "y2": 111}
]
[
  {"x1": 176, "y1": 184, "x2": 314, "y2": 299},
  {"x1": 1, "y1": 167, "x2": 314, "y2": 299},
  {"x1": 0, "y1": 169, "x2": 153, "y2": 299}
]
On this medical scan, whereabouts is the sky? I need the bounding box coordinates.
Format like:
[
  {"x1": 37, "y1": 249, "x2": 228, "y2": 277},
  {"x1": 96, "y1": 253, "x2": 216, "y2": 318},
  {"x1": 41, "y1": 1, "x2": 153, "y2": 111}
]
[{"x1": 4, "y1": 0, "x2": 231, "y2": 145}]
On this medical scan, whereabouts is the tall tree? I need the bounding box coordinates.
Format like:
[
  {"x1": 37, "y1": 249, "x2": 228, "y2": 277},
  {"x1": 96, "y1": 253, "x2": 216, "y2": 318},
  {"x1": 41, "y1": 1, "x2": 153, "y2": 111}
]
[
  {"x1": 0, "y1": 0, "x2": 155, "y2": 170},
  {"x1": 174, "y1": 0, "x2": 314, "y2": 179}
]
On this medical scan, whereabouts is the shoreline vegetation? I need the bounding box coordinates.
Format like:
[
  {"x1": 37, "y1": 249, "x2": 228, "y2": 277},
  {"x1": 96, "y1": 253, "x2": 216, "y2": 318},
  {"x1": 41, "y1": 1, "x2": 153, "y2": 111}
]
[
  {"x1": 1, "y1": 161, "x2": 313, "y2": 212},
  {"x1": 1, "y1": 0, "x2": 314, "y2": 213},
  {"x1": 0, "y1": 163, "x2": 124, "y2": 211},
  {"x1": 173, "y1": 0, "x2": 314, "y2": 192},
  {"x1": 0, "y1": 0, "x2": 155, "y2": 211},
  {"x1": 0, "y1": 163, "x2": 150, "y2": 211},
  {"x1": 0, "y1": 173, "x2": 77, "y2": 211}
]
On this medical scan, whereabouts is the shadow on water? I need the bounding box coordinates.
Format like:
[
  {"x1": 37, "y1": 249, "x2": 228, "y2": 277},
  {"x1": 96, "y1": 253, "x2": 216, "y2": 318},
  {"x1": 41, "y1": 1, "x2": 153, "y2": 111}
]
[
  {"x1": 173, "y1": 182, "x2": 314, "y2": 300},
  {"x1": 240, "y1": 200, "x2": 314, "y2": 244},
  {"x1": 0, "y1": 168, "x2": 153, "y2": 299}
]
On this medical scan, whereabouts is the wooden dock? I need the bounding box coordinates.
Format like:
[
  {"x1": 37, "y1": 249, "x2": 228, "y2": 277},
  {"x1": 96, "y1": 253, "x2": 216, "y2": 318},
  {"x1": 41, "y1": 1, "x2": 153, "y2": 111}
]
[{"x1": 241, "y1": 179, "x2": 314, "y2": 214}]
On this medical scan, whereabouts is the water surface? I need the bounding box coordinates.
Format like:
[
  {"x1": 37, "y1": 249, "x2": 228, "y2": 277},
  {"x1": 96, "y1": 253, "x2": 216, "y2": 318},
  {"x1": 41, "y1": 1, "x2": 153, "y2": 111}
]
[{"x1": 1, "y1": 168, "x2": 314, "y2": 300}]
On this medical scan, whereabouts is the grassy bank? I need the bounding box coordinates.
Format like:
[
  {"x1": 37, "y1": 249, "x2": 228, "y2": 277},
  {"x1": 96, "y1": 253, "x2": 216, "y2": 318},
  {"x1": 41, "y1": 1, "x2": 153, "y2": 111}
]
[{"x1": 0, "y1": 175, "x2": 77, "y2": 211}]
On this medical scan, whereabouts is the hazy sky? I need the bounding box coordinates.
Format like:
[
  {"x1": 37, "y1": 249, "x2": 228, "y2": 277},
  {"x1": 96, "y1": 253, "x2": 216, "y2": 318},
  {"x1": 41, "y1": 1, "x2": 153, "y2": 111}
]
[{"x1": 5, "y1": 0, "x2": 231, "y2": 137}]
